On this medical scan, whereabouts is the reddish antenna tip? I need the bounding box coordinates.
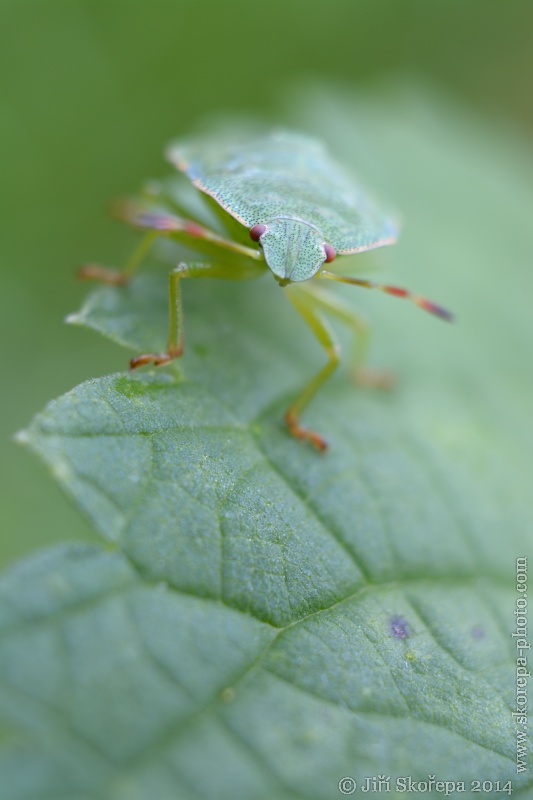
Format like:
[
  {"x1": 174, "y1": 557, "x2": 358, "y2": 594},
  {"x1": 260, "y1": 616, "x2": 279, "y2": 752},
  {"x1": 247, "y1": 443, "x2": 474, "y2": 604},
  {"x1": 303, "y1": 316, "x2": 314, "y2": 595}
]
[
  {"x1": 323, "y1": 243, "x2": 336, "y2": 263},
  {"x1": 250, "y1": 224, "x2": 267, "y2": 242},
  {"x1": 414, "y1": 296, "x2": 454, "y2": 322}
]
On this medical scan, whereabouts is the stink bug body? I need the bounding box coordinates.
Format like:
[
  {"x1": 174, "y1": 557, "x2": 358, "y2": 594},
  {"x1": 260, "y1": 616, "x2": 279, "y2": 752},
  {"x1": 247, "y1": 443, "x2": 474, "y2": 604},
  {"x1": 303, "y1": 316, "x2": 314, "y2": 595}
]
[{"x1": 79, "y1": 130, "x2": 452, "y2": 450}]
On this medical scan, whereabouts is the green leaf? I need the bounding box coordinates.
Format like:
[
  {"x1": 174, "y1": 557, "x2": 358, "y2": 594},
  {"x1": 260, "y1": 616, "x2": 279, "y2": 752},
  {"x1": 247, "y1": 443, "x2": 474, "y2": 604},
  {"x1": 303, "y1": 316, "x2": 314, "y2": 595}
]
[{"x1": 5, "y1": 87, "x2": 533, "y2": 798}]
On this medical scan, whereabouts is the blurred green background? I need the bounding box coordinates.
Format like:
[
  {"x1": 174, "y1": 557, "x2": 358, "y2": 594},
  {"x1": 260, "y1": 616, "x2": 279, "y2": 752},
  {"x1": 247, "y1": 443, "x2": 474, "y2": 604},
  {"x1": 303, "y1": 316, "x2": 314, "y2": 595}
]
[{"x1": 2, "y1": 0, "x2": 533, "y2": 569}]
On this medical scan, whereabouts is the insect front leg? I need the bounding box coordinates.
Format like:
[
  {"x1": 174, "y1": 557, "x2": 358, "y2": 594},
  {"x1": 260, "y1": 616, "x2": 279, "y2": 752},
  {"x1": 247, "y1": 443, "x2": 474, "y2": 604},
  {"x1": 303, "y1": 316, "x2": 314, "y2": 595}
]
[
  {"x1": 284, "y1": 287, "x2": 341, "y2": 452},
  {"x1": 129, "y1": 260, "x2": 264, "y2": 369}
]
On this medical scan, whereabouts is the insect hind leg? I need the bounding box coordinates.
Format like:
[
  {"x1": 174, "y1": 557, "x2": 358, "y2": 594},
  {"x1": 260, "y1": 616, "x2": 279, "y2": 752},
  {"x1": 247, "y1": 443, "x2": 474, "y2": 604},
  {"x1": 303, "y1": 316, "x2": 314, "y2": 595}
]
[{"x1": 78, "y1": 230, "x2": 159, "y2": 285}]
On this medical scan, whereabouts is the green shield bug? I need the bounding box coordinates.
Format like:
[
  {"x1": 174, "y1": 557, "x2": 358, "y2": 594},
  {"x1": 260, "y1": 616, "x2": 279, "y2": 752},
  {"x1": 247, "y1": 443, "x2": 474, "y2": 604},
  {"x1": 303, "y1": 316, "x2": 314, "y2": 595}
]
[{"x1": 79, "y1": 130, "x2": 452, "y2": 451}]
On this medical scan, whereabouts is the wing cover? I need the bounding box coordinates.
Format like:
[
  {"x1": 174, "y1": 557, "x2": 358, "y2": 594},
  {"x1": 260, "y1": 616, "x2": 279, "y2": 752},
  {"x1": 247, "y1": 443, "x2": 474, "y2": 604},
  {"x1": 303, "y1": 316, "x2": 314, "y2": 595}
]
[{"x1": 167, "y1": 130, "x2": 398, "y2": 254}]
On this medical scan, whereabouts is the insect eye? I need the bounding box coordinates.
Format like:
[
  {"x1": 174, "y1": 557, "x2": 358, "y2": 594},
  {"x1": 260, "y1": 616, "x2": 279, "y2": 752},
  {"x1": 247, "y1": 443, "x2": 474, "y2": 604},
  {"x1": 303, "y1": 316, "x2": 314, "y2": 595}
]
[
  {"x1": 323, "y1": 243, "x2": 336, "y2": 263},
  {"x1": 249, "y1": 224, "x2": 267, "y2": 242}
]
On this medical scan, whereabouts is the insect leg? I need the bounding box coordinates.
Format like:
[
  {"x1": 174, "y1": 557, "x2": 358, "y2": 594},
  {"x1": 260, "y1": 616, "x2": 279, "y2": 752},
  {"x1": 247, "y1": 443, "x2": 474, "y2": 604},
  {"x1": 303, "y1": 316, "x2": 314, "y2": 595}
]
[
  {"x1": 297, "y1": 282, "x2": 393, "y2": 388},
  {"x1": 78, "y1": 230, "x2": 159, "y2": 286},
  {"x1": 119, "y1": 201, "x2": 262, "y2": 263},
  {"x1": 284, "y1": 287, "x2": 340, "y2": 452},
  {"x1": 78, "y1": 202, "x2": 262, "y2": 287},
  {"x1": 130, "y1": 260, "x2": 264, "y2": 369}
]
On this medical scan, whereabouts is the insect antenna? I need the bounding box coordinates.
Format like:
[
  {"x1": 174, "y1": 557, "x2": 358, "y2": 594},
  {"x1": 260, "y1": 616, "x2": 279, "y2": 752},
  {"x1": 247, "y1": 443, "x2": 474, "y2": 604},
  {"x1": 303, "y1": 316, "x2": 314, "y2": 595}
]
[{"x1": 319, "y1": 269, "x2": 453, "y2": 321}]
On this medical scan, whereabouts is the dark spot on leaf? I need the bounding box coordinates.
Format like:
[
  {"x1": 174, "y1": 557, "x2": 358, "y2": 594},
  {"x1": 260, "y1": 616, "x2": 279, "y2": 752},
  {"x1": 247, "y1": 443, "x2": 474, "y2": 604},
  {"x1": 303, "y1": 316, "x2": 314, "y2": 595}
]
[
  {"x1": 390, "y1": 616, "x2": 409, "y2": 639},
  {"x1": 471, "y1": 625, "x2": 485, "y2": 640}
]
